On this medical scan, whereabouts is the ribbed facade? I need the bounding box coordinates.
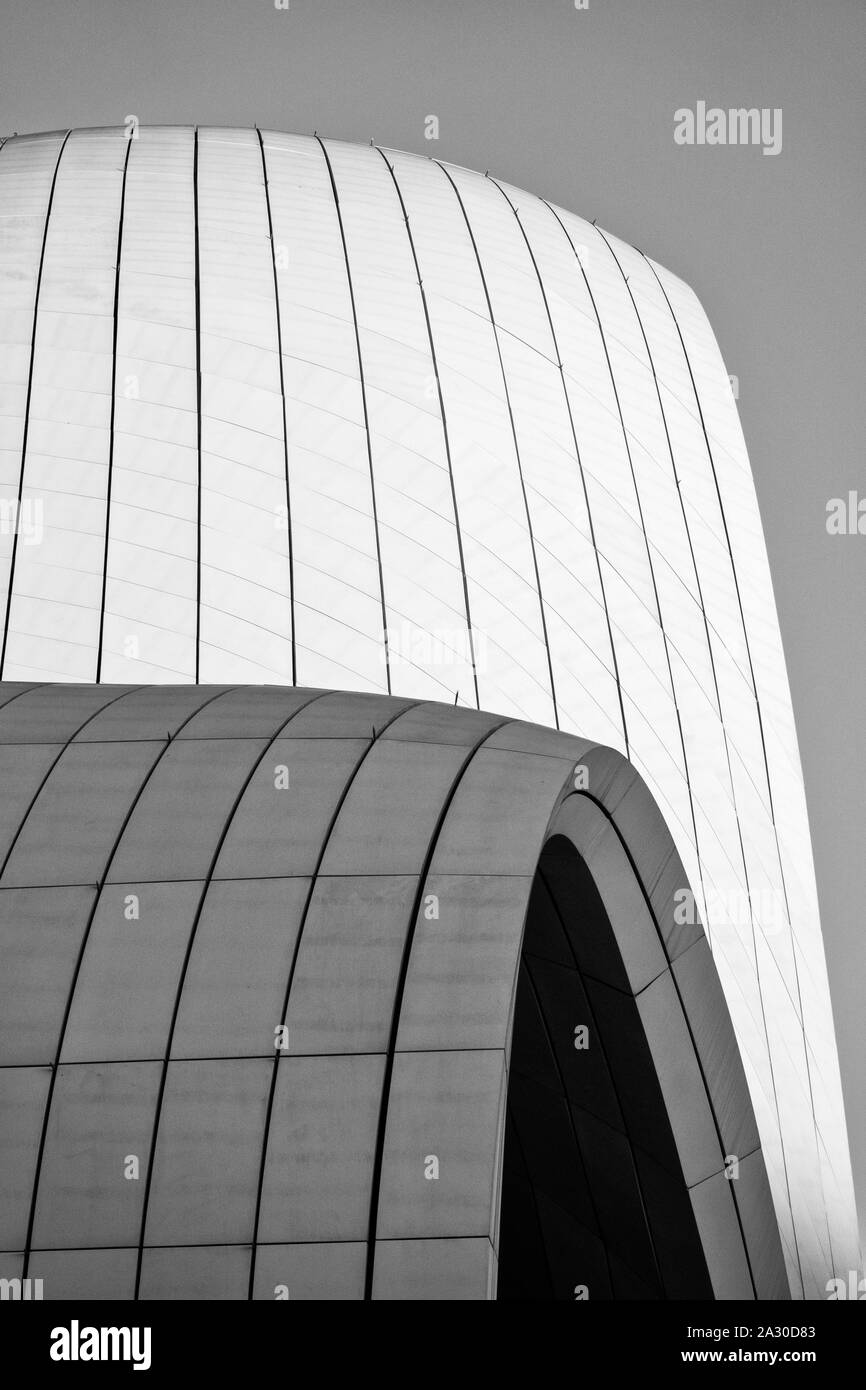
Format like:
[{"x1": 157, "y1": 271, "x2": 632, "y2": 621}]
[
  {"x1": 0, "y1": 683, "x2": 788, "y2": 1300},
  {"x1": 0, "y1": 126, "x2": 857, "y2": 1295}
]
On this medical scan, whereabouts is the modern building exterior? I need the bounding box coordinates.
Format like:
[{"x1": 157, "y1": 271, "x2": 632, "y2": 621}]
[
  {"x1": 0, "y1": 682, "x2": 788, "y2": 1300},
  {"x1": 0, "y1": 126, "x2": 858, "y2": 1298}
]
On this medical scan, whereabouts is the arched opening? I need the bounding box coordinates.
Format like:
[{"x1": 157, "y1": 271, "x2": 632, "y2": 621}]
[{"x1": 498, "y1": 833, "x2": 715, "y2": 1300}]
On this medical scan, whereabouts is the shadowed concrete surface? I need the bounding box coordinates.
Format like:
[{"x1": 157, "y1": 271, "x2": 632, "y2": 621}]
[{"x1": 0, "y1": 683, "x2": 787, "y2": 1299}]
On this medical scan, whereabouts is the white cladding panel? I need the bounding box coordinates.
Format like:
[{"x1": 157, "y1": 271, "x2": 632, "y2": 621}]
[{"x1": 0, "y1": 126, "x2": 857, "y2": 1296}]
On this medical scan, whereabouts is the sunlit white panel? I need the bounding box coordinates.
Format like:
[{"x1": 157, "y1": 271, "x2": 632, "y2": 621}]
[
  {"x1": 103, "y1": 126, "x2": 198, "y2": 682},
  {"x1": 585, "y1": 230, "x2": 773, "y2": 928},
  {"x1": 650, "y1": 262, "x2": 845, "y2": 1289},
  {"x1": 597, "y1": 237, "x2": 797, "y2": 1200},
  {"x1": 324, "y1": 141, "x2": 475, "y2": 705},
  {"x1": 646, "y1": 276, "x2": 822, "y2": 1293},
  {"x1": 260, "y1": 131, "x2": 385, "y2": 693},
  {"x1": 543, "y1": 206, "x2": 817, "y2": 1291},
  {"x1": 653, "y1": 258, "x2": 860, "y2": 1281},
  {"x1": 4, "y1": 129, "x2": 125, "y2": 681},
  {"x1": 535, "y1": 199, "x2": 694, "y2": 866},
  {"x1": 196, "y1": 128, "x2": 291, "y2": 683},
  {"x1": 461, "y1": 177, "x2": 624, "y2": 749},
  {"x1": 0, "y1": 132, "x2": 68, "y2": 666},
  {"x1": 399, "y1": 157, "x2": 554, "y2": 725}
]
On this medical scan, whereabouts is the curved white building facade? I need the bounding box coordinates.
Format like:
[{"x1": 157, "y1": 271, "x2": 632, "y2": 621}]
[{"x1": 0, "y1": 125, "x2": 857, "y2": 1296}]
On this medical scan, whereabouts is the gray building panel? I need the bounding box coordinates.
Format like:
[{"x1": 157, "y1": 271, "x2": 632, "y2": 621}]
[
  {"x1": 60, "y1": 881, "x2": 205, "y2": 1064},
  {"x1": 170, "y1": 876, "x2": 312, "y2": 1060},
  {"x1": 0, "y1": 886, "x2": 95, "y2": 1065},
  {"x1": 0, "y1": 1068, "x2": 50, "y2": 1250},
  {"x1": 259, "y1": 1054, "x2": 385, "y2": 1245},
  {"x1": 285, "y1": 874, "x2": 417, "y2": 1055},
  {"x1": 32, "y1": 1060, "x2": 161, "y2": 1251},
  {"x1": 0, "y1": 683, "x2": 790, "y2": 1300}
]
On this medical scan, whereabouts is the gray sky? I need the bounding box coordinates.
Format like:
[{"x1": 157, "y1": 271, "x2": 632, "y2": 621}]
[{"x1": 2, "y1": 0, "x2": 863, "y2": 1255}]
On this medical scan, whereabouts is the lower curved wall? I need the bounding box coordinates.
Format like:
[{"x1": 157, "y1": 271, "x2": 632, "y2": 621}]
[{"x1": 0, "y1": 682, "x2": 787, "y2": 1299}]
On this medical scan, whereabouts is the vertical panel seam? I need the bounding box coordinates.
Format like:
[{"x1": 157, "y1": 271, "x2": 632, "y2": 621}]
[
  {"x1": 433, "y1": 160, "x2": 559, "y2": 729},
  {"x1": 563, "y1": 788, "x2": 761, "y2": 1297},
  {"x1": 95, "y1": 131, "x2": 133, "y2": 681},
  {"x1": 21, "y1": 684, "x2": 234, "y2": 1279},
  {"x1": 1, "y1": 130, "x2": 71, "y2": 679},
  {"x1": 375, "y1": 147, "x2": 480, "y2": 710},
  {"x1": 598, "y1": 233, "x2": 808, "y2": 1286},
  {"x1": 595, "y1": 233, "x2": 756, "y2": 951},
  {"x1": 489, "y1": 178, "x2": 628, "y2": 753},
  {"x1": 315, "y1": 136, "x2": 391, "y2": 694},
  {"x1": 363, "y1": 715, "x2": 510, "y2": 1299},
  {"x1": 133, "y1": 687, "x2": 338, "y2": 1298},
  {"x1": 544, "y1": 202, "x2": 707, "y2": 936},
  {"x1": 0, "y1": 681, "x2": 48, "y2": 714},
  {"x1": 256, "y1": 128, "x2": 296, "y2": 686},
  {"x1": 643, "y1": 252, "x2": 818, "y2": 1293},
  {"x1": 0, "y1": 685, "x2": 145, "y2": 881},
  {"x1": 247, "y1": 695, "x2": 423, "y2": 1299}
]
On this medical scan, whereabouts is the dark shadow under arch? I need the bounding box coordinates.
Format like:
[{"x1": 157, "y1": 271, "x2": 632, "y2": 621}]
[{"x1": 499, "y1": 834, "x2": 715, "y2": 1300}]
